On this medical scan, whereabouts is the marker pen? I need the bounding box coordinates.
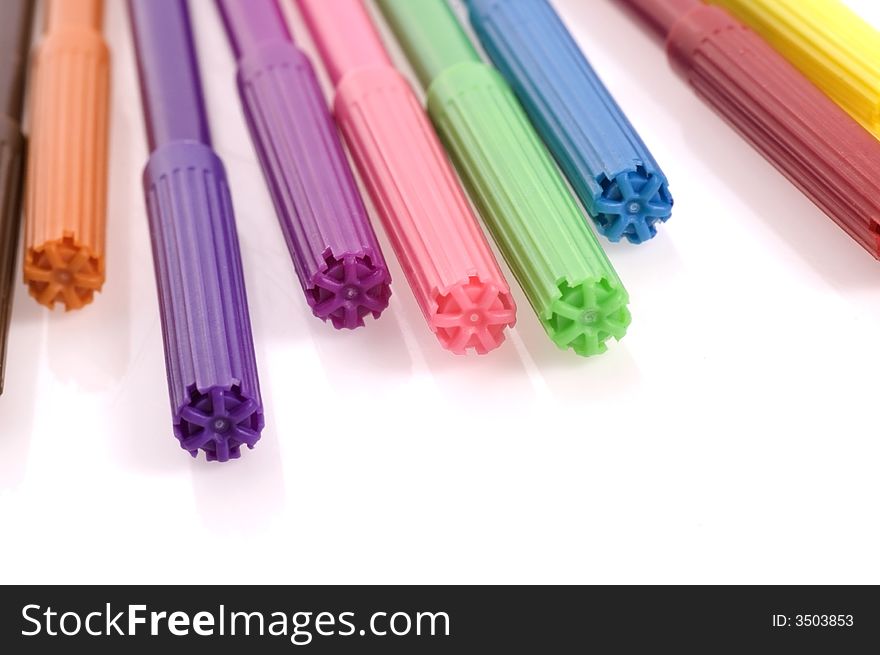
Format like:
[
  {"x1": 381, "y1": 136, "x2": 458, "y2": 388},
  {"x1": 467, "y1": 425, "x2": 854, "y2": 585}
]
[
  {"x1": 0, "y1": 0, "x2": 35, "y2": 393},
  {"x1": 24, "y1": 0, "x2": 109, "y2": 311},
  {"x1": 217, "y1": 0, "x2": 392, "y2": 330},
  {"x1": 130, "y1": 0, "x2": 265, "y2": 461},
  {"x1": 466, "y1": 0, "x2": 673, "y2": 244}
]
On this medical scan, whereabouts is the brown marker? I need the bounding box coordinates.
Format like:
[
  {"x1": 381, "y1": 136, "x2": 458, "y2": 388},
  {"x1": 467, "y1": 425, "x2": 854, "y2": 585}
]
[
  {"x1": 0, "y1": 0, "x2": 35, "y2": 393},
  {"x1": 24, "y1": 0, "x2": 109, "y2": 310}
]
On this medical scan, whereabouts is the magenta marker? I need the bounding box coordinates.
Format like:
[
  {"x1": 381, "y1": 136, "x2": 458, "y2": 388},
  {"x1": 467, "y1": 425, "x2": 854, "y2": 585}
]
[{"x1": 217, "y1": 0, "x2": 391, "y2": 329}]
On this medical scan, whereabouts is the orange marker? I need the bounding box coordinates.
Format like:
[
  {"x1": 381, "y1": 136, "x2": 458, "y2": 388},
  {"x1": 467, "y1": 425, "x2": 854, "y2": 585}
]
[{"x1": 24, "y1": 0, "x2": 110, "y2": 310}]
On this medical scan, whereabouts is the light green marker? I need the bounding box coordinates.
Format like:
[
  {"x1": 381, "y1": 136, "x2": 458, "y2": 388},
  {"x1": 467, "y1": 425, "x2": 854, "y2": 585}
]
[{"x1": 376, "y1": 0, "x2": 631, "y2": 356}]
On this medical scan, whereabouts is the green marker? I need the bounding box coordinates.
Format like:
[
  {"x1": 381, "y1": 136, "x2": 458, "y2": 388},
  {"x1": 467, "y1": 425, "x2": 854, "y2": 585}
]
[{"x1": 376, "y1": 0, "x2": 630, "y2": 356}]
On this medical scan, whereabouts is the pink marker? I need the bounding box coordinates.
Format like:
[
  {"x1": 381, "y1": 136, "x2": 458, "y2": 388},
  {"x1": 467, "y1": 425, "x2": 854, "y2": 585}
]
[{"x1": 296, "y1": 0, "x2": 516, "y2": 354}]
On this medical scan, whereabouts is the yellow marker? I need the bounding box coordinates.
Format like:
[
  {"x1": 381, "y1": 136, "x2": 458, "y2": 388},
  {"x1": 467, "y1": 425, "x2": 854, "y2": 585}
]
[{"x1": 710, "y1": 0, "x2": 880, "y2": 138}]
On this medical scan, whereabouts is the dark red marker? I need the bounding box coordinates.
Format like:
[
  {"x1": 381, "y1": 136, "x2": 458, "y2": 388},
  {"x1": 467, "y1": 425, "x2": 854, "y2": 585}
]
[{"x1": 618, "y1": 0, "x2": 880, "y2": 258}]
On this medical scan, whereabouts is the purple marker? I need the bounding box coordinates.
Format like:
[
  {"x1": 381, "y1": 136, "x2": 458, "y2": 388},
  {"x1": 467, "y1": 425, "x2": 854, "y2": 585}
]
[
  {"x1": 129, "y1": 0, "x2": 264, "y2": 462},
  {"x1": 216, "y1": 0, "x2": 391, "y2": 329}
]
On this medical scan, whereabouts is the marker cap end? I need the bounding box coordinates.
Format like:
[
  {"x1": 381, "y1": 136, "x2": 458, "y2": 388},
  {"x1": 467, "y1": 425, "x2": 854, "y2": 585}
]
[
  {"x1": 175, "y1": 384, "x2": 264, "y2": 463},
  {"x1": 431, "y1": 277, "x2": 516, "y2": 355},
  {"x1": 595, "y1": 169, "x2": 672, "y2": 244},
  {"x1": 545, "y1": 278, "x2": 630, "y2": 357},
  {"x1": 144, "y1": 141, "x2": 264, "y2": 461},
  {"x1": 23, "y1": 237, "x2": 104, "y2": 310}
]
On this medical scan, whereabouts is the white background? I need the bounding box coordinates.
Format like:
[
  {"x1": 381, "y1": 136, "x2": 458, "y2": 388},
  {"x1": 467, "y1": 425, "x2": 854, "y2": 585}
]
[{"x1": 2, "y1": 0, "x2": 879, "y2": 584}]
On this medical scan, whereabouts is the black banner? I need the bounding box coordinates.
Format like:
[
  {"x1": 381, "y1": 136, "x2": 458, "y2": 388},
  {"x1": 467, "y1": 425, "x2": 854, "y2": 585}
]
[{"x1": 0, "y1": 585, "x2": 877, "y2": 652}]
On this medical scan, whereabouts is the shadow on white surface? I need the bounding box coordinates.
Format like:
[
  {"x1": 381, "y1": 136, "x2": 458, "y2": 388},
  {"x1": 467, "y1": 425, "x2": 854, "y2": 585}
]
[
  {"x1": 601, "y1": 232, "x2": 684, "y2": 287},
  {"x1": 105, "y1": 339, "x2": 193, "y2": 473},
  {"x1": 518, "y1": 307, "x2": 643, "y2": 405},
  {"x1": 307, "y1": 302, "x2": 415, "y2": 381},
  {"x1": 190, "y1": 432, "x2": 286, "y2": 533},
  {"x1": 426, "y1": 331, "x2": 537, "y2": 416},
  {"x1": 46, "y1": 307, "x2": 130, "y2": 392},
  {"x1": 0, "y1": 288, "x2": 44, "y2": 488}
]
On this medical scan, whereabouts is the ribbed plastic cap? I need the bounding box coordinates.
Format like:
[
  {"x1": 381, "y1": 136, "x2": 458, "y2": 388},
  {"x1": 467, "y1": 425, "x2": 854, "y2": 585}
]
[{"x1": 144, "y1": 141, "x2": 265, "y2": 462}]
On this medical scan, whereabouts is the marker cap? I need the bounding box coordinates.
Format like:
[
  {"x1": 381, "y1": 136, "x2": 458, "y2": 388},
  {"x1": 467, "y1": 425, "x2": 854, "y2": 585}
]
[
  {"x1": 143, "y1": 142, "x2": 264, "y2": 462},
  {"x1": 23, "y1": 0, "x2": 109, "y2": 310}
]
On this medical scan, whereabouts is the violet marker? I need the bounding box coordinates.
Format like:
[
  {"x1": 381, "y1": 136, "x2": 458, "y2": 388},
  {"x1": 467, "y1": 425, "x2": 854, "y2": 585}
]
[
  {"x1": 129, "y1": 0, "x2": 264, "y2": 462},
  {"x1": 216, "y1": 0, "x2": 391, "y2": 329}
]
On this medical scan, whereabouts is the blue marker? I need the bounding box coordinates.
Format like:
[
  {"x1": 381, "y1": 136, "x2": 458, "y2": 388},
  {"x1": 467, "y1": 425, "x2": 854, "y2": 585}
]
[{"x1": 466, "y1": 0, "x2": 673, "y2": 244}]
